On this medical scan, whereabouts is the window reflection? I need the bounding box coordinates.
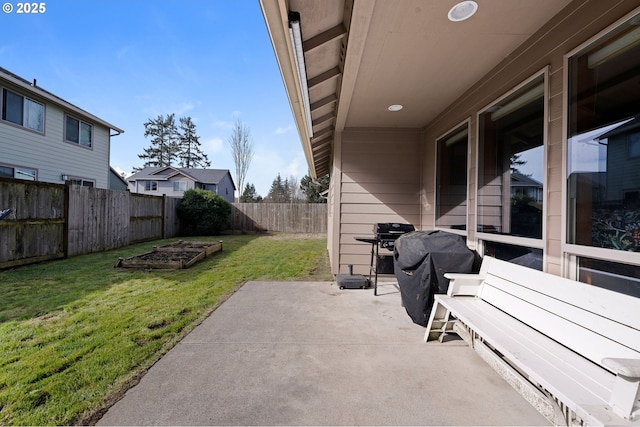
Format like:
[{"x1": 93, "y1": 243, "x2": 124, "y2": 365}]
[
  {"x1": 478, "y1": 76, "x2": 545, "y2": 239},
  {"x1": 567, "y1": 16, "x2": 640, "y2": 253},
  {"x1": 436, "y1": 125, "x2": 468, "y2": 230}
]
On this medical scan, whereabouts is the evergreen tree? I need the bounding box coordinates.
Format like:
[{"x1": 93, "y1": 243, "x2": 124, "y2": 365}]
[
  {"x1": 178, "y1": 116, "x2": 210, "y2": 168},
  {"x1": 266, "y1": 173, "x2": 289, "y2": 202},
  {"x1": 239, "y1": 183, "x2": 263, "y2": 203},
  {"x1": 300, "y1": 173, "x2": 329, "y2": 203},
  {"x1": 139, "y1": 114, "x2": 180, "y2": 167},
  {"x1": 510, "y1": 153, "x2": 528, "y2": 175}
]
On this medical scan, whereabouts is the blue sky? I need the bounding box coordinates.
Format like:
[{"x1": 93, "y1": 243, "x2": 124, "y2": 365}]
[{"x1": 1, "y1": 0, "x2": 304, "y2": 197}]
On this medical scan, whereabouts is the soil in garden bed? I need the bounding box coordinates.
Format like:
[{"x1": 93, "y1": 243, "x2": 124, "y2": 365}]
[{"x1": 115, "y1": 241, "x2": 222, "y2": 269}]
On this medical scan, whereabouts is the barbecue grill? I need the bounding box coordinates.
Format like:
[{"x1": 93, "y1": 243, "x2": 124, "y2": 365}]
[{"x1": 355, "y1": 223, "x2": 415, "y2": 295}]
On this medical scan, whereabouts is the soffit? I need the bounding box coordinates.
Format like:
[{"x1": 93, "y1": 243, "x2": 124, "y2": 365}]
[{"x1": 269, "y1": 0, "x2": 574, "y2": 177}]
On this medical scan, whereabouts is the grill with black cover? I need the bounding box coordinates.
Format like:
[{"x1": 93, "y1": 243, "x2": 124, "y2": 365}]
[{"x1": 393, "y1": 230, "x2": 476, "y2": 326}]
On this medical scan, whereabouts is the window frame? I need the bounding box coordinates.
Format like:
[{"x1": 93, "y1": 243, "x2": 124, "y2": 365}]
[
  {"x1": 145, "y1": 181, "x2": 158, "y2": 191},
  {"x1": 64, "y1": 113, "x2": 93, "y2": 148},
  {"x1": 434, "y1": 119, "x2": 470, "y2": 236},
  {"x1": 475, "y1": 68, "x2": 549, "y2": 258},
  {"x1": 1, "y1": 87, "x2": 45, "y2": 134},
  {"x1": 0, "y1": 162, "x2": 37, "y2": 181},
  {"x1": 173, "y1": 181, "x2": 187, "y2": 192},
  {"x1": 561, "y1": 7, "x2": 640, "y2": 279}
]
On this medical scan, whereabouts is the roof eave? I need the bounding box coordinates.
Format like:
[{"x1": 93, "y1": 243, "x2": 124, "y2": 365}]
[
  {"x1": 259, "y1": 0, "x2": 317, "y2": 178},
  {"x1": 0, "y1": 68, "x2": 125, "y2": 134}
]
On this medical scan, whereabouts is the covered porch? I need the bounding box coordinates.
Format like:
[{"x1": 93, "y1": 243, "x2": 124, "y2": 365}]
[{"x1": 259, "y1": 0, "x2": 640, "y2": 293}]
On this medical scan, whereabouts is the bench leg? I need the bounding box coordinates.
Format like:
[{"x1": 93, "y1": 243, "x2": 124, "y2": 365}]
[
  {"x1": 609, "y1": 375, "x2": 640, "y2": 420},
  {"x1": 424, "y1": 300, "x2": 454, "y2": 342}
]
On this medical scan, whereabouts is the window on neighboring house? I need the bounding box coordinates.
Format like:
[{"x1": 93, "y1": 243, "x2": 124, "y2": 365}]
[
  {"x1": 436, "y1": 123, "x2": 468, "y2": 231},
  {"x1": 567, "y1": 15, "x2": 640, "y2": 255},
  {"x1": 65, "y1": 115, "x2": 92, "y2": 147},
  {"x1": 173, "y1": 181, "x2": 187, "y2": 192},
  {"x1": 478, "y1": 74, "x2": 545, "y2": 240},
  {"x1": 1, "y1": 88, "x2": 44, "y2": 133},
  {"x1": 69, "y1": 178, "x2": 95, "y2": 187},
  {"x1": 145, "y1": 181, "x2": 158, "y2": 191},
  {"x1": 0, "y1": 164, "x2": 37, "y2": 180}
]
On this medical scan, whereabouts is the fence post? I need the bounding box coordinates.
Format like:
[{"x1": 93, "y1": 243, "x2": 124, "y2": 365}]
[
  {"x1": 63, "y1": 181, "x2": 71, "y2": 258},
  {"x1": 162, "y1": 194, "x2": 166, "y2": 239}
]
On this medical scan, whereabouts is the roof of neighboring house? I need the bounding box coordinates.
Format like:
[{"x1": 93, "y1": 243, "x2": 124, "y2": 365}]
[
  {"x1": 128, "y1": 166, "x2": 236, "y2": 189},
  {"x1": 511, "y1": 172, "x2": 543, "y2": 188},
  {"x1": 0, "y1": 66, "x2": 124, "y2": 134}
]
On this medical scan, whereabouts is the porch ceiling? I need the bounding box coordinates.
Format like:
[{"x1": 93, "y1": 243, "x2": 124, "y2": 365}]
[{"x1": 259, "y1": 0, "x2": 573, "y2": 178}]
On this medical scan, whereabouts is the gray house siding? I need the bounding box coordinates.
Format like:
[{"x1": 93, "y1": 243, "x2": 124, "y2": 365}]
[
  {"x1": 128, "y1": 167, "x2": 235, "y2": 202},
  {"x1": 1, "y1": 72, "x2": 119, "y2": 189}
]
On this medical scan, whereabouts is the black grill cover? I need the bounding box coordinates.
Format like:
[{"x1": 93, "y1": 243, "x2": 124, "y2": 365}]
[{"x1": 393, "y1": 230, "x2": 475, "y2": 326}]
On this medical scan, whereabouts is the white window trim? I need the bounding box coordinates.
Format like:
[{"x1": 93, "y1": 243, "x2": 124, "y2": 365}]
[
  {"x1": 1, "y1": 87, "x2": 46, "y2": 134},
  {"x1": 64, "y1": 113, "x2": 94, "y2": 149},
  {"x1": 475, "y1": 67, "x2": 550, "y2": 270},
  {"x1": 433, "y1": 118, "x2": 471, "y2": 237},
  {"x1": 561, "y1": 7, "x2": 640, "y2": 279},
  {"x1": 0, "y1": 162, "x2": 38, "y2": 180}
]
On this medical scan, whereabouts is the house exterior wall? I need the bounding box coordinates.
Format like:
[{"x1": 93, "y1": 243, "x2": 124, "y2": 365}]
[
  {"x1": 129, "y1": 177, "x2": 194, "y2": 197},
  {"x1": 212, "y1": 173, "x2": 235, "y2": 203},
  {"x1": 129, "y1": 172, "x2": 234, "y2": 202},
  {"x1": 0, "y1": 80, "x2": 111, "y2": 189},
  {"x1": 333, "y1": 128, "x2": 421, "y2": 275},
  {"x1": 420, "y1": 0, "x2": 640, "y2": 275}
]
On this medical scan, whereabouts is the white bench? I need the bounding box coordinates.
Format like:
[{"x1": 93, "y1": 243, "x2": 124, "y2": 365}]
[{"x1": 425, "y1": 256, "x2": 640, "y2": 426}]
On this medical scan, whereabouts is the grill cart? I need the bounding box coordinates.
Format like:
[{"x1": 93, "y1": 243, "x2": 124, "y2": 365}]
[{"x1": 355, "y1": 223, "x2": 415, "y2": 295}]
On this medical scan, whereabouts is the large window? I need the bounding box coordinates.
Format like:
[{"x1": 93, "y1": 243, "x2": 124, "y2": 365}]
[
  {"x1": 478, "y1": 74, "x2": 545, "y2": 240},
  {"x1": 436, "y1": 123, "x2": 468, "y2": 231},
  {"x1": 567, "y1": 15, "x2": 640, "y2": 254},
  {"x1": 65, "y1": 115, "x2": 92, "y2": 148},
  {"x1": 1, "y1": 88, "x2": 44, "y2": 133}
]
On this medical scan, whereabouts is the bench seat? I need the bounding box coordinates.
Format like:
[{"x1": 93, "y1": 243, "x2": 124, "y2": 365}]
[{"x1": 425, "y1": 256, "x2": 640, "y2": 426}]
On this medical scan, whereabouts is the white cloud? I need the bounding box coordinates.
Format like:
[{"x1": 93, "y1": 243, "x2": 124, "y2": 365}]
[
  {"x1": 204, "y1": 137, "x2": 224, "y2": 154},
  {"x1": 275, "y1": 124, "x2": 295, "y2": 135},
  {"x1": 211, "y1": 120, "x2": 234, "y2": 129},
  {"x1": 112, "y1": 166, "x2": 129, "y2": 179},
  {"x1": 287, "y1": 157, "x2": 301, "y2": 177}
]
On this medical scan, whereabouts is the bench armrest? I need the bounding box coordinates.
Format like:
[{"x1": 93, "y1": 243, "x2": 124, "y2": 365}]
[
  {"x1": 444, "y1": 273, "x2": 485, "y2": 296},
  {"x1": 602, "y1": 358, "x2": 640, "y2": 378}
]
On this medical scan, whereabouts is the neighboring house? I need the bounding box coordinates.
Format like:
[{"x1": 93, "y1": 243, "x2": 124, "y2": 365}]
[
  {"x1": 127, "y1": 166, "x2": 236, "y2": 202},
  {"x1": 260, "y1": 1, "x2": 640, "y2": 291},
  {"x1": 109, "y1": 167, "x2": 129, "y2": 191},
  {"x1": 0, "y1": 67, "x2": 123, "y2": 189},
  {"x1": 511, "y1": 172, "x2": 543, "y2": 204}
]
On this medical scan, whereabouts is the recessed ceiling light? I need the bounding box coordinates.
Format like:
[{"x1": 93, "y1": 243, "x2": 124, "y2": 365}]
[
  {"x1": 448, "y1": 1, "x2": 478, "y2": 22},
  {"x1": 388, "y1": 104, "x2": 403, "y2": 112}
]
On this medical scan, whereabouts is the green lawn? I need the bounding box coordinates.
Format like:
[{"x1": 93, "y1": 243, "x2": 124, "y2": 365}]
[{"x1": 0, "y1": 233, "x2": 331, "y2": 425}]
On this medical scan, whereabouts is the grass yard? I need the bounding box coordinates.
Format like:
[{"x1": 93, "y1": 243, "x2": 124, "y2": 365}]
[{"x1": 0, "y1": 233, "x2": 331, "y2": 426}]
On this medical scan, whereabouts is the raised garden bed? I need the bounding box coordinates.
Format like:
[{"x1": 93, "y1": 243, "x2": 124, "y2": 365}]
[{"x1": 115, "y1": 240, "x2": 223, "y2": 269}]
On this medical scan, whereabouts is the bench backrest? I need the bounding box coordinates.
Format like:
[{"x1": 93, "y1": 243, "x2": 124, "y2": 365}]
[{"x1": 477, "y1": 256, "x2": 640, "y2": 370}]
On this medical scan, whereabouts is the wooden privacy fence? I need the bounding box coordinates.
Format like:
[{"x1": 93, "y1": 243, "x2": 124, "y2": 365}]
[
  {"x1": 231, "y1": 203, "x2": 327, "y2": 233},
  {"x1": 0, "y1": 178, "x2": 180, "y2": 268},
  {"x1": 0, "y1": 178, "x2": 327, "y2": 269}
]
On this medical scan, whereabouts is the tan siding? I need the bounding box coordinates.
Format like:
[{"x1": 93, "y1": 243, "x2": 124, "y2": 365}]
[
  {"x1": 335, "y1": 128, "x2": 420, "y2": 274},
  {"x1": 421, "y1": 0, "x2": 640, "y2": 274}
]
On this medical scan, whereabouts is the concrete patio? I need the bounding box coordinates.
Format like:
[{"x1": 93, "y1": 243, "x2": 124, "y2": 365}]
[{"x1": 97, "y1": 280, "x2": 549, "y2": 425}]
